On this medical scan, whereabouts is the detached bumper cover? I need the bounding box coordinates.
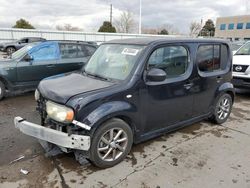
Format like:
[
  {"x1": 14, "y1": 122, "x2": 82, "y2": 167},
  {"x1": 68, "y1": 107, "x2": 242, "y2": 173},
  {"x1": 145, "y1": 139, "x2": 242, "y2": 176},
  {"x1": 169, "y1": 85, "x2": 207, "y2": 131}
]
[{"x1": 14, "y1": 117, "x2": 90, "y2": 151}]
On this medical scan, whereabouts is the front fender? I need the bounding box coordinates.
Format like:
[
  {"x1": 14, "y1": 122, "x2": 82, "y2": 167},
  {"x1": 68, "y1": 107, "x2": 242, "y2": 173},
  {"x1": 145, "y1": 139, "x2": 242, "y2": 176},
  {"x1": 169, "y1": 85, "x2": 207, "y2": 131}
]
[{"x1": 82, "y1": 101, "x2": 133, "y2": 129}]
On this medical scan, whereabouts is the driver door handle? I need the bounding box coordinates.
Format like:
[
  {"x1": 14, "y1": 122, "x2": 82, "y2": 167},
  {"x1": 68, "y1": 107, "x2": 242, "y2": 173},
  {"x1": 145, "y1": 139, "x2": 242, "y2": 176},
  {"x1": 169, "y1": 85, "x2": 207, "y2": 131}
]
[{"x1": 184, "y1": 82, "x2": 194, "y2": 90}]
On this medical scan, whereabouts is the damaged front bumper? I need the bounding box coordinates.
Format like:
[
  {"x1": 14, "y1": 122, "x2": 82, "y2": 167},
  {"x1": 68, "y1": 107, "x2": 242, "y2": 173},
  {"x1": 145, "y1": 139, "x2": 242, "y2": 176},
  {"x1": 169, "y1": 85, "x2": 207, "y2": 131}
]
[{"x1": 14, "y1": 116, "x2": 90, "y2": 151}]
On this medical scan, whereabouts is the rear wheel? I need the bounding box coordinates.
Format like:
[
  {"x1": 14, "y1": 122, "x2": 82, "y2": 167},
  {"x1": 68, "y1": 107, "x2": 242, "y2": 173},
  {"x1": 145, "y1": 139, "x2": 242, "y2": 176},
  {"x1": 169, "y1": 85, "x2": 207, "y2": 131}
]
[
  {"x1": 6, "y1": 47, "x2": 16, "y2": 55},
  {"x1": 0, "y1": 81, "x2": 6, "y2": 101},
  {"x1": 211, "y1": 93, "x2": 232, "y2": 124},
  {"x1": 89, "y1": 118, "x2": 133, "y2": 168}
]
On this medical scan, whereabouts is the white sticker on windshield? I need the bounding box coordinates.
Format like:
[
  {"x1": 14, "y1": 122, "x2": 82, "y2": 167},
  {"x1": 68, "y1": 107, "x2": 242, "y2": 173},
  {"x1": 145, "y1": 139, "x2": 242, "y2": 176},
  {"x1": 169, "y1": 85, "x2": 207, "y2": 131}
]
[{"x1": 121, "y1": 48, "x2": 139, "y2": 56}]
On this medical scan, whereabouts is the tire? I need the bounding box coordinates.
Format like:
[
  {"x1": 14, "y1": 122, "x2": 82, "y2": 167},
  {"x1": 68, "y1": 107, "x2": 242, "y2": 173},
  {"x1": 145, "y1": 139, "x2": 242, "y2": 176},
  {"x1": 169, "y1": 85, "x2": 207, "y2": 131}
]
[
  {"x1": 89, "y1": 118, "x2": 133, "y2": 168},
  {"x1": 6, "y1": 47, "x2": 16, "y2": 55},
  {"x1": 211, "y1": 93, "x2": 233, "y2": 124},
  {"x1": 0, "y1": 81, "x2": 6, "y2": 101}
]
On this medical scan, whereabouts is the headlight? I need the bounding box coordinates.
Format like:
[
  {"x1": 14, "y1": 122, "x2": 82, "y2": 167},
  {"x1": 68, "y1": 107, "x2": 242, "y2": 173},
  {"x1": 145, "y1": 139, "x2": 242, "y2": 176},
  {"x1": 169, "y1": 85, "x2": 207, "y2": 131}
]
[
  {"x1": 46, "y1": 101, "x2": 74, "y2": 123},
  {"x1": 34, "y1": 89, "x2": 40, "y2": 101}
]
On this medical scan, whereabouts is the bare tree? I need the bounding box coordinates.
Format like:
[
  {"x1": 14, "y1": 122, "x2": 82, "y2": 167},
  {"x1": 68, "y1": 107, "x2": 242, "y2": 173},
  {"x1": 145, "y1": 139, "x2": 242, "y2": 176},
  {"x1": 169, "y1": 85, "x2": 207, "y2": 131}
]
[
  {"x1": 114, "y1": 11, "x2": 135, "y2": 33},
  {"x1": 161, "y1": 24, "x2": 179, "y2": 35},
  {"x1": 56, "y1": 24, "x2": 82, "y2": 31},
  {"x1": 142, "y1": 27, "x2": 158, "y2": 34},
  {"x1": 189, "y1": 21, "x2": 202, "y2": 37}
]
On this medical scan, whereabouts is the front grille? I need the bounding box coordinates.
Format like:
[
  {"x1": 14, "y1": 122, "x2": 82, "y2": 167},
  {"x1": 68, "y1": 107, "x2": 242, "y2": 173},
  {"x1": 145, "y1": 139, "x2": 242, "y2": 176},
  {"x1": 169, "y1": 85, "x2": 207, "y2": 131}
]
[{"x1": 233, "y1": 65, "x2": 249, "y2": 73}]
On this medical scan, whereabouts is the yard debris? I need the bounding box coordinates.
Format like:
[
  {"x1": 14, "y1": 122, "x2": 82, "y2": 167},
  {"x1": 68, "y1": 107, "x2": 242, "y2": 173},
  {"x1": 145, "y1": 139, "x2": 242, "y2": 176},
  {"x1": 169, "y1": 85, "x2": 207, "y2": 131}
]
[
  {"x1": 9, "y1": 155, "x2": 25, "y2": 164},
  {"x1": 20, "y1": 169, "x2": 29, "y2": 175}
]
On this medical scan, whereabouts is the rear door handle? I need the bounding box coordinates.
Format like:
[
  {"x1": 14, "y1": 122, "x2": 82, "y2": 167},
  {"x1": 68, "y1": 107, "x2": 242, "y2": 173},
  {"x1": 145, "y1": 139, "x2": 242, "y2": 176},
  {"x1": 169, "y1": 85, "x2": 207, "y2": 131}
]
[{"x1": 184, "y1": 83, "x2": 194, "y2": 90}]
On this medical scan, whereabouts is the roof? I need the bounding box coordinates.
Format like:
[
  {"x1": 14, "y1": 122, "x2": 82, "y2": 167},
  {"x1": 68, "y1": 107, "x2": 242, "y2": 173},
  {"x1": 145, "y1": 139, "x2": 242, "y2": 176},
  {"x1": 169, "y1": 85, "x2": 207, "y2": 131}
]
[
  {"x1": 43, "y1": 40, "x2": 97, "y2": 46},
  {"x1": 105, "y1": 37, "x2": 229, "y2": 46}
]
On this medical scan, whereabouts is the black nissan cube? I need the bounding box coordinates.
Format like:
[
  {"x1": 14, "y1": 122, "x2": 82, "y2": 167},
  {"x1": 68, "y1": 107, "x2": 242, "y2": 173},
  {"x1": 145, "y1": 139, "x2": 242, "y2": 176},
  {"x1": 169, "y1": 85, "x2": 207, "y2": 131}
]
[{"x1": 15, "y1": 38, "x2": 235, "y2": 168}]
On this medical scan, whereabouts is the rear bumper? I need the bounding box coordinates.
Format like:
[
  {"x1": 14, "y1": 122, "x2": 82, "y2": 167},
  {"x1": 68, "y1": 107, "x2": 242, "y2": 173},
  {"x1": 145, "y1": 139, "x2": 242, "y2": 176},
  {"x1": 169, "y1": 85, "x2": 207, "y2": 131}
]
[
  {"x1": 14, "y1": 117, "x2": 90, "y2": 151},
  {"x1": 232, "y1": 77, "x2": 250, "y2": 89}
]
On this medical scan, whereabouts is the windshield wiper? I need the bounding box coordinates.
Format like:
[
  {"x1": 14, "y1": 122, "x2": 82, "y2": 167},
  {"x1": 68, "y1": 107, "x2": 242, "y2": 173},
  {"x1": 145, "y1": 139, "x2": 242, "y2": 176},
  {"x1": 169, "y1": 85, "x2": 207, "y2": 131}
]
[{"x1": 83, "y1": 70, "x2": 112, "y2": 82}]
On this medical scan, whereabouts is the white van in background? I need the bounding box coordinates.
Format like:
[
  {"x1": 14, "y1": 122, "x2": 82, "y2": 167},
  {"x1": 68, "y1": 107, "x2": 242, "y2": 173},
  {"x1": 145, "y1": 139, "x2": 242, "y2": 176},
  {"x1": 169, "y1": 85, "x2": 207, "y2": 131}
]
[{"x1": 232, "y1": 42, "x2": 250, "y2": 89}]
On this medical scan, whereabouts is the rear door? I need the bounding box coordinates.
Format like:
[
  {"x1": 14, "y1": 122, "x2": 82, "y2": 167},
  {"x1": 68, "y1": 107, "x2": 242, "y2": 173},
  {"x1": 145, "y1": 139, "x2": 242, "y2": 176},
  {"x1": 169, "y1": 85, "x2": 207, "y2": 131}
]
[
  {"x1": 16, "y1": 42, "x2": 59, "y2": 82},
  {"x1": 55, "y1": 43, "x2": 89, "y2": 74},
  {"x1": 192, "y1": 43, "x2": 230, "y2": 116}
]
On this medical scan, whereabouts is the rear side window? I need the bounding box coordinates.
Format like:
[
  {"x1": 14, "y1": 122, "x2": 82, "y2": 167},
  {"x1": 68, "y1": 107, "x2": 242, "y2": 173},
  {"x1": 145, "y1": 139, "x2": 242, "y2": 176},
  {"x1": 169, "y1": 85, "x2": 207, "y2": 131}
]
[
  {"x1": 60, "y1": 44, "x2": 88, "y2": 59},
  {"x1": 85, "y1": 45, "x2": 96, "y2": 56},
  {"x1": 148, "y1": 46, "x2": 189, "y2": 79},
  {"x1": 196, "y1": 44, "x2": 229, "y2": 73}
]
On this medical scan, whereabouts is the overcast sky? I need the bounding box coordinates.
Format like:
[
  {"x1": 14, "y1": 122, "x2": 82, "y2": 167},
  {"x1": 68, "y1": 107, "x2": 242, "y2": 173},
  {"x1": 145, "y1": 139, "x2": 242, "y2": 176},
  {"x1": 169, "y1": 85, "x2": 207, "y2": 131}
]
[{"x1": 0, "y1": 0, "x2": 248, "y2": 34}]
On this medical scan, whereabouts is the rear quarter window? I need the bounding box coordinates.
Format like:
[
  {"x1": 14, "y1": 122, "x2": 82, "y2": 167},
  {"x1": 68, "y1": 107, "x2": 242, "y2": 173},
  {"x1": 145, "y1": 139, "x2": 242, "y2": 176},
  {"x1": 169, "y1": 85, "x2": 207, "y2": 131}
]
[
  {"x1": 196, "y1": 44, "x2": 229, "y2": 74},
  {"x1": 85, "y1": 45, "x2": 96, "y2": 56}
]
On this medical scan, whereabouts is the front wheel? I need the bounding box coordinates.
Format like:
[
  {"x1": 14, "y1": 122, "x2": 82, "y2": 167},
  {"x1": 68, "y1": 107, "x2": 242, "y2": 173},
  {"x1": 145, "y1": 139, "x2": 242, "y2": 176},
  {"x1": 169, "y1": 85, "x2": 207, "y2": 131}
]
[
  {"x1": 211, "y1": 93, "x2": 233, "y2": 124},
  {"x1": 89, "y1": 118, "x2": 133, "y2": 168}
]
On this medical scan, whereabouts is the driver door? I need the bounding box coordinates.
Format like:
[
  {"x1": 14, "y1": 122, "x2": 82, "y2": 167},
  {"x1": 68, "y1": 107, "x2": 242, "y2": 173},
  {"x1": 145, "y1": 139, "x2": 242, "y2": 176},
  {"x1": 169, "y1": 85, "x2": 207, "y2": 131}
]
[
  {"x1": 16, "y1": 42, "x2": 59, "y2": 83},
  {"x1": 142, "y1": 44, "x2": 195, "y2": 133}
]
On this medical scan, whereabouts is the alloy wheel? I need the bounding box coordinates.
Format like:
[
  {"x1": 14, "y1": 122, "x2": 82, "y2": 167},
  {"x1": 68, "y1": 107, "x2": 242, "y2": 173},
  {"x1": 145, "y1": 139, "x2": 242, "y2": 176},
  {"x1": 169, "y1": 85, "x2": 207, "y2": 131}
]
[
  {"x1": 217, "y1": 96, "x2": 230, "y2": 120},
  {"x1": 97, "y1": 128, "x2": 128, "y2": 162}
]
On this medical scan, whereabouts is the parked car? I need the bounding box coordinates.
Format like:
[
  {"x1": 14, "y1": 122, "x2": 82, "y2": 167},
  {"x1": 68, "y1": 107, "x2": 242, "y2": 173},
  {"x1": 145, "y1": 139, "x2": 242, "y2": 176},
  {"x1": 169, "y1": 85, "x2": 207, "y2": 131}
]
[
  {"x1": 0, "y1": 40, "x2": 97, "y2": 100},
  {"x1": 0, "y1": 37, "x2": 46, "y2": 54},
  {"x1": 230, "y1": 41, "x2": 246, "y2": 55},
  {"x1": 15, "y1": 38, "x2": 234, "y2": 168},
  {"x1": 232, "y1": 41, "x2": 250, "y2": 89}
]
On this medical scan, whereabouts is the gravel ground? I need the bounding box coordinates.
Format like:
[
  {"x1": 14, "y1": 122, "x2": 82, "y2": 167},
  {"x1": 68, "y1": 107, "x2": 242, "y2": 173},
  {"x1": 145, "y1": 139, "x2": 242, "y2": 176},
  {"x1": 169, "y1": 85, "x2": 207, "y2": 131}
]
[{"x1": 0, "y1": 90, "x2": 250, "y2": 188}]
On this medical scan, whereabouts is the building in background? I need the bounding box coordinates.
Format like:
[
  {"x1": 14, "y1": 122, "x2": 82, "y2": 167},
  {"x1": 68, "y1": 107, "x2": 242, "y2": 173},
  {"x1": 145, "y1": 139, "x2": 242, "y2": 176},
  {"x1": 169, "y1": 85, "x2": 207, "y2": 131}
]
[{"x1": 215, "y1": 15, "x2": 250, "y2": 41}]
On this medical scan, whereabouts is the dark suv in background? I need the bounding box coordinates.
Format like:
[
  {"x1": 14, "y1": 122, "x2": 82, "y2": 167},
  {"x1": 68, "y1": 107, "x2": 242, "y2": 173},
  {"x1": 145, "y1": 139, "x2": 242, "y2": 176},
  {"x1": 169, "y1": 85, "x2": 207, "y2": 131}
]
[
  {"x1": 0, "y1": 40, "x2": 97, "y2": 100},
  {"x1": 0, "y1": 37, "x2": 46, "y2": 54},
  {"x1": 15, "y1": 38, "x2": 234, "y2": 168}
]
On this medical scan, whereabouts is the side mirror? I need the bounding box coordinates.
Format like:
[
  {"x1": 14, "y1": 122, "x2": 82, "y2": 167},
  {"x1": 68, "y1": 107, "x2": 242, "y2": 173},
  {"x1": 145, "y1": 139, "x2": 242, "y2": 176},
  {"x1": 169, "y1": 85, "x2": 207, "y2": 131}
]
[
  {"x1": 23, "y1": 54, "x2": 34, "y2": 62},
  {"x1": 146, "y1": 68, "x2": 167, "y2": 82}
]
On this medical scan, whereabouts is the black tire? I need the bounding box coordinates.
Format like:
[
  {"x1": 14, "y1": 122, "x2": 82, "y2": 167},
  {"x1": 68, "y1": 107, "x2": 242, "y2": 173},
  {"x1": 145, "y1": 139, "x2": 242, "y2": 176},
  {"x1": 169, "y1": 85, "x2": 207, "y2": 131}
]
[
  {"x1": 6, "y1": 47, "x2": 16, "y2": 55},
  {"x1": 89, "y1": 118, "x2": 133, "y2": 168},
  {"x1": 210, "y1": 93, "x2": 232, "y2": 124},
  {"x1": 0, "y1": 81, "x2": 6, "y2": 101}
]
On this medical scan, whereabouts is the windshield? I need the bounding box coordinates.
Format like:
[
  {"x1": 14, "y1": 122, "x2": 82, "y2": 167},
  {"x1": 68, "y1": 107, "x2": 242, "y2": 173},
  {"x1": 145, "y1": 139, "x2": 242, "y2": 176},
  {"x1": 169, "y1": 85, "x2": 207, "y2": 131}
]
[
  {"x1": 84, "y1": 44, "x2": 144, "y2": 81},
  {"x1": 235, "y1": 42, "x2": 250, "y2": 55},
  {"x1": 231, "y1": 43, "x2": 244, "y2": 51},
  {"x1": 11, "y1": 43, "x2": 37, "y2": 59}
]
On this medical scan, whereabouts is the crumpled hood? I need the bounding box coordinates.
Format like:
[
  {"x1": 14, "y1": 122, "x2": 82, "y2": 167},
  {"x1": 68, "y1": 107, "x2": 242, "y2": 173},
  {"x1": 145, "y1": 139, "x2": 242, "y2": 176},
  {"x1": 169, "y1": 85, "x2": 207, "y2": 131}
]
[{"x1": 38, "y1": 73, "x2": 115, "y2": 104}]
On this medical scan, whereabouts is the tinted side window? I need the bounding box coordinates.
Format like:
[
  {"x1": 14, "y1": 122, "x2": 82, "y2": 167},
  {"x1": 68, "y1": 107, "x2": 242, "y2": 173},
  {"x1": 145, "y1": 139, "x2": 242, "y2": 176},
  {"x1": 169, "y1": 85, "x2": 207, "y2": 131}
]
[
  {"x1": 60, "y1": 44, "x2": 78, "y2": 59},
  {"x1": 30, "y1": 44, "x2": 58, "y2": 61},
  {"x1": 148, "y1": 46, "x2": 189, "y2": 78},
  {"x1": 197, "y1": 44, "x2": 228, "y2": 72},
  {"x1": 85, "y1": 45, "x2": 96, "y2": 56},
  {"x1": 60, "y1": 44, "x2": 88, "y2": 58},
  {"x1": 77, "y1": 45, "x2": 88, "y2": 58}
]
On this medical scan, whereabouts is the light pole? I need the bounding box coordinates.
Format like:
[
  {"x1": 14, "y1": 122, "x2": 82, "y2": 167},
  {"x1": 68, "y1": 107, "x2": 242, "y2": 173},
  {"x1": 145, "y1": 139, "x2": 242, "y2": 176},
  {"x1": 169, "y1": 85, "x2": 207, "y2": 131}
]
[{"x1": 139, "y1": 0, "x2": 142, "y2": 34}]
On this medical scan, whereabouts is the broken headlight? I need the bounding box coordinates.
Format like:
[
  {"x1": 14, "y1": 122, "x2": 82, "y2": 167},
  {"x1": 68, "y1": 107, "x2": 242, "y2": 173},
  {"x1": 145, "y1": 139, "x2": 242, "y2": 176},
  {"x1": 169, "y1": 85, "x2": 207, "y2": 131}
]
[{"x1": 46, "y1": 101, "x2": 74, "y2": 123}]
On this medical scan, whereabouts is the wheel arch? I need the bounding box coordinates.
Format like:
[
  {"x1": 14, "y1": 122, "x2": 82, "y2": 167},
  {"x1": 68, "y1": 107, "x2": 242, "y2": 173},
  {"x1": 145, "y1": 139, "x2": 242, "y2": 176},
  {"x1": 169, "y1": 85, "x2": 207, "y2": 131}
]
[
  {"x1": 0, "y1": 76, "x2": 9, "y2": 90},
  {"x1": 216, "y1": 82, "x2": 235, "y2": 103}
]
